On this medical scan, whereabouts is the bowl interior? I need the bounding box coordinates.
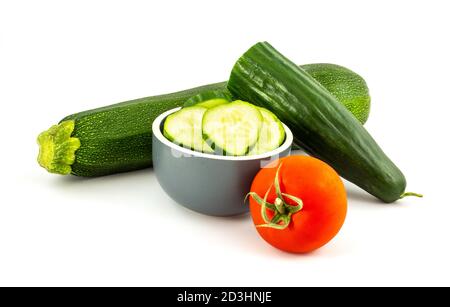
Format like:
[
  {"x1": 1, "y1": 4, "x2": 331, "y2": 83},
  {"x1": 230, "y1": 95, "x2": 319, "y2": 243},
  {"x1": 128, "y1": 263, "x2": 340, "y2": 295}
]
[{"x1": 153, "y1": 107, "x2": 293, "y2": 161}]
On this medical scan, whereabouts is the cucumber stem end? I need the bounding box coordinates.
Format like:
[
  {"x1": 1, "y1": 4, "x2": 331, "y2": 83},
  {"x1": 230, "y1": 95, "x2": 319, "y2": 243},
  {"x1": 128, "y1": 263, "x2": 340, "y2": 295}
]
[{"x1": 400, "y1": 192, "x2": 423, "y2": 199}]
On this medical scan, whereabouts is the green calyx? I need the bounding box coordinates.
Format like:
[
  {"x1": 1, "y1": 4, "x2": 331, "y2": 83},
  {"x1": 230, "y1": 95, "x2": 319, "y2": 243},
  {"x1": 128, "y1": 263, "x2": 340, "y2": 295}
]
[
  {"x1": 37, "y1": 120, "x2": 80, "y2": 175},
  {"x1": 246, "y1": 163, "x2": 303, "y2": 230}
]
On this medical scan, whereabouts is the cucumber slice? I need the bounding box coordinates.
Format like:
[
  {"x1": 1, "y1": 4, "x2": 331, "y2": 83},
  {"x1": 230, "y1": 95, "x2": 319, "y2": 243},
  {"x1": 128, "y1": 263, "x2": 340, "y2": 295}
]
[
  {"x1": 248, "y1": 108, "x2": 285, "y2": 155},
  {"x1": 184, "y1": 90, "x2": 233, "y2": 108},
  {"x1": 196, "y1": 98, "x2": 230, "y2": 109},
  {"x1": 202, "y1": 101, "x2": 262, "y2": 156},
  {"x1": 163, "y1": 106, "x2": 213, "y2": 153}
]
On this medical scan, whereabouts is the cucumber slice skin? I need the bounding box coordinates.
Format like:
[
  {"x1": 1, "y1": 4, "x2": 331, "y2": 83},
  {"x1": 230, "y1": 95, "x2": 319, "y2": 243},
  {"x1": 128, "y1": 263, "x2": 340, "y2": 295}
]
[
  {"x1": 163, "y1": 106, "x2": 213, "y2": 153},
  {"x1": 202, "y1": 101, "x2": 263, "y2": 156},
  {"x1": 183, "y1": 90, "x2": 233, "y2": 108},
  {"x1": 195, "y1": 98, "x2": 230, "y2": 109},
  {"x1": 248, "y1": 107, "x2": 285, "y2": 155}
]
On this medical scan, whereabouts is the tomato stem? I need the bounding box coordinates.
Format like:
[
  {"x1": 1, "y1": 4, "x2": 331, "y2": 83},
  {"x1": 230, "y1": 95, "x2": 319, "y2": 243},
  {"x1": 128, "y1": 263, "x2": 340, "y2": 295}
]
[
  {"x1": 274, "y1": 198, "x2": 285, "y2": 214},
  {"x1": 247, "y1": 163, "x2": 303, "y2": 230}
]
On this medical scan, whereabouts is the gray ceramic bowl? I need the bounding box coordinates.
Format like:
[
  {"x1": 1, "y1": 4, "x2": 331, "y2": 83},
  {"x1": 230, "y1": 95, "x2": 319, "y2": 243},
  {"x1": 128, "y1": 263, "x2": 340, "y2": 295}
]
[{"x1": 152, "y1": 107, "x2": 293, "y2": 216}]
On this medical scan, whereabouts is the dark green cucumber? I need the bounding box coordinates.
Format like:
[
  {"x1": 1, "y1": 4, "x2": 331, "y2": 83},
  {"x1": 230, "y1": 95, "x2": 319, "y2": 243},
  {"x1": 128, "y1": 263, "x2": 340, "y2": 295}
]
[
  {"x1": 227, "y1": 42, "x2": 412, "y2": 203},
  {"x1": 37, "y1": 63, "x2": 370, "y2": 177}
]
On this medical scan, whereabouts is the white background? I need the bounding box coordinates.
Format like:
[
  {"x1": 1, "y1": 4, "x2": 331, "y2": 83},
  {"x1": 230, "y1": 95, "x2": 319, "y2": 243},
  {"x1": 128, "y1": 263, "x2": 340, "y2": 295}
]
[{"x1": 0, "y1": 0, "x2": 448, "y2": 287}]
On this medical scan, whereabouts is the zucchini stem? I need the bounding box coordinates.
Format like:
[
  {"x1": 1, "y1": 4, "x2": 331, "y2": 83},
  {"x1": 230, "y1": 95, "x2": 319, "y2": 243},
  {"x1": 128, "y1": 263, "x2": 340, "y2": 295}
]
[
  {"x1": 400, "y1": 192, "x2": 423, "y2": 199},
  {"x1": 37, "y1": 120, "x2": 80, "y2": 175}
]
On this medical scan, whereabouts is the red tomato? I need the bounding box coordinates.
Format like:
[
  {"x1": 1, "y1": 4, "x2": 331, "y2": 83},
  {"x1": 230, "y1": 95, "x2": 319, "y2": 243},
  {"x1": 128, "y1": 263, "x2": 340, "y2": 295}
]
[{"x1": 249, "y1": 155, "x2": 347, "y2": 253}]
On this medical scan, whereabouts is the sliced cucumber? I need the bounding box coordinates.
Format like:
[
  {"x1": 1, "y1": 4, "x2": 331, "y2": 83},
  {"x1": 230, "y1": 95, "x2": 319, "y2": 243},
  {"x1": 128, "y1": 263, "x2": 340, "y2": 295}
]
[
  {"x1": 196, "y1": 98, "x2": 230, "y2": 109},
  {"x1": 248, "y1": 108, "x2": 285, "y2": 155},
  {"x1": 183, "y1": 90, "x2": 233, "y2": 108},
  {"x1": 163, "y1": 106, "x2": 213, "y2": 153},
  {"x1": 202, "y1": 101, "x2": 262, "y2": 156}
]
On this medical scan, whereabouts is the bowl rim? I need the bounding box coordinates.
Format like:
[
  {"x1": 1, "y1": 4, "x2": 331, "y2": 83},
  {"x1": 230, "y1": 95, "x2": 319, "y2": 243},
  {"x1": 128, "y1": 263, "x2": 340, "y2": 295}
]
[{"x1": 152, "y1": 107, "x2": 293, "y2": 161}]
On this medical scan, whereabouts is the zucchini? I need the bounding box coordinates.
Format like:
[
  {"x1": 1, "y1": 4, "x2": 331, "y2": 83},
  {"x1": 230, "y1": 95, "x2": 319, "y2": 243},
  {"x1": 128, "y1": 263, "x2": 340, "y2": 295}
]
[
  {"x1": 37, "y1": 82, "x2": 226, "y2": 176},
  {"x1": 302, "y1": 63, "x2": 370, "y2": 124},
  {"x1": 227, "y1": 42, "x2": 416, "y2": 203},
  {"x1": 37, "y1": 63, "x2": 369, "y2": 177}
]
